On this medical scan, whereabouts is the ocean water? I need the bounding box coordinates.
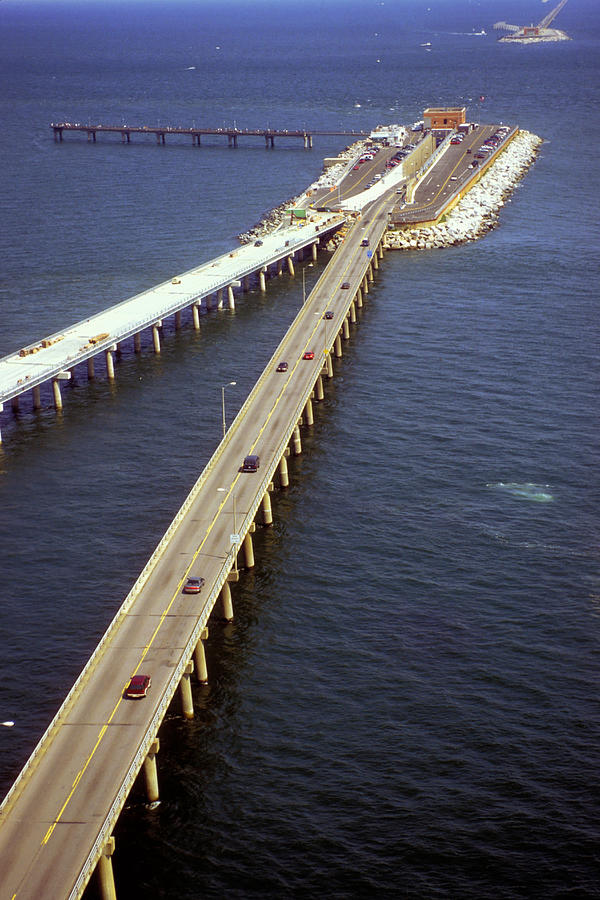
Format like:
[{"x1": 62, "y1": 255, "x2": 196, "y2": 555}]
[{"x1": 1, "y1": 1, "x2": 599, "y2": 897}]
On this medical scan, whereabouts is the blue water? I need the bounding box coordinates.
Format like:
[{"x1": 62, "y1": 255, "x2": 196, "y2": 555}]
[{"x1": 1, "y1": 1, "x2": 599, "y2": 897}]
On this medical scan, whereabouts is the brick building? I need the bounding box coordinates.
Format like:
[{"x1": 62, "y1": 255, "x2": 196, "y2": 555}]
[{"x1": 423, "y1": 107, "x2": 467, "y2": 130}]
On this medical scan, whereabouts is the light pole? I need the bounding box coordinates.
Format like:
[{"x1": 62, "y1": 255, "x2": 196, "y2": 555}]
[{"x1": 221, "y1": 381, "x2": 236, "y2": 439}]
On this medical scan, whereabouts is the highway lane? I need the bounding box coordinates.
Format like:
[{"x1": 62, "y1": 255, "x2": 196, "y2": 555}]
[
  {"x1": 314, "y1": 144, "x2": 408, "y2": 212},
  {"x1": 0, "y1": 193, "x2": 394, "y2": 900},
  {"x1": 395, "y1": 125, "x2": 500, "y2": 223}
]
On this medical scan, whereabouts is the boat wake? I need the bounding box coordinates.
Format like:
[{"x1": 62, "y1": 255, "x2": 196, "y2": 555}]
[{"x1": 486, "y1": 482, "x2": 554, "y2": 502}]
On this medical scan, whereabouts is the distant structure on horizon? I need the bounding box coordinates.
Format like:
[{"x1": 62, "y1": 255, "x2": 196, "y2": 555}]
[{"x1": 493, "y1": 0, "x2": 570, "y2": 42}]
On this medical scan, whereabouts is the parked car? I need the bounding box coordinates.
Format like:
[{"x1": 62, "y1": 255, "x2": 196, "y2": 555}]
[
  {"x1": 183, "y1": 576, "x2": 205, "y2": 594},
  {"x1": 254, "y1": 240, "x2": 263, "y2": 247},
  {"x1": 125, "y1": 674, "x2": 151, "y2": 699}
]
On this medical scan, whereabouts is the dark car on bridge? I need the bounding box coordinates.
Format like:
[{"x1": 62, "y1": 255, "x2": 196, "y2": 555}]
[
  {"x1": 242, "y1": 454, "x2": 260, "y2": 472},
  {"x1": 125, "y1": 674, "x2": 151, "y2": 699},
  {"x1": 276, "y1": 361, "x2": 289, "y2": 372},
  {"x1": 323, "y1": 311, "x2": 334, "y2": 320}
]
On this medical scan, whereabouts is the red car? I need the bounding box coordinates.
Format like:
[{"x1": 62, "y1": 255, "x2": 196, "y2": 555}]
[
  {"x1": 303, "y1": 351, "x2": 315, "y2": 360},
  {"x1": 125, "y1": 674, "x2": 151, "y2": 699}
]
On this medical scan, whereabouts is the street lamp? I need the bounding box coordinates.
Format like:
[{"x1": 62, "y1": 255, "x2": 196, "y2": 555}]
[{"x1": 221, "y1": 381, "x2": 236, "y2": 438}]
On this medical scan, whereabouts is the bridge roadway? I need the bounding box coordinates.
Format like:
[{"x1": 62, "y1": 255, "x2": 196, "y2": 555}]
[
  {"x1": 0, "y1": 212, "x2": 344, "y2": 424},
  {"x1": 0, "y1": 191, "x2": 395, "y2": 900},
  {"x1": 394, "y1": 124, "x2": 517, "y2": 225}
]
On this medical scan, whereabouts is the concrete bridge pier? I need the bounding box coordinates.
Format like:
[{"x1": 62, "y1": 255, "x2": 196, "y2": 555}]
[
  {"x1": 227, "y1": 285, "x2": 235, "y2": 310},
  {"x1": 287, "y1": 255, "x2": 295, "y2": 276},
  {"x1": 342, "y1": 317, "x2": 350, "y2": 340},
  {"x1": 325, "y1": 351, "x2": 334, "y2": 379},
  {"x1": 152, "y1": 322, "x2": 162, "y2": 354},
  {"x1": 304, "y1": 397, "x2": 314, "y2": 426},
  {"x1": 334, "y1": 335, "x2": 343, "y2": 358},
  {"x1": 292, "y1": 423, "x2": 302, "y2": 455},
  {"x1": 175, "y1": 310, "x2": 182, "y2": 330},
  {"x1": 32, "y1": 386, "x2": 41, "y2": 410},
  {"x1": 242, "y1": 275, "x2": 250, "y2": 292},
  {"x1": 96, "y1": 837, "x2": 117, "y2": 900},
  {"x1": 261, "y1": 490, "x2": 273, "y2": 526},
  {"x1": 277, "y1": 259, "x2": 283, "y2": 276},
  {"x1": 362, "y1": 276, "x2": 369, "y2": 295},
  {"x1": 179, "y1": 661, "x2": 194, "y2": 719},
  {"x1": 315, "y1": 374, "x2": 325, "y2": 401},
  {"x1": 87, "y1": 357, "x2": 95, "y2": 379},
  {"x1": 368, "y1": 264, "x2": 374, "y2": 283},
  {"x1": 52, "y1": 378, "x2": 63, "y2": 410},
  {"x1": 134, "y1": 332, "x2": 142, "y2": 353},
  {"x1": 243, "y1": 532, "x2": 255, "y2": 568},
  {"x1": 220, "y1": 581, "x2": 234, "y2": 620},
  {"x1": 143, "y1": 738, "x2": 160, "y2": 804},
  {"x1": 349, "y1": 300, "x2": 357, "y2": 324},
  {"x1": 105, "y1": 348, "x2": 115, "y2": 380},
  {"x1": 192, "y1": 302, "x2": 201, "y2": 331},
  {"x1": 312, "y1": 242, "x2": 318, "y2": 261},
  {"x1": 356, "y1": 287, "x2": 363, "y2": 308},
  {"x1": 216, "y1": 289, "x2": 223, "y2": 310},
  {"x1": 378, "y1": 242, "x2": 384, "y2": 260},
  {"x1": 278, "y1": 453, "x2": 290, "y2": 488},
  {"x1": 11, "y1": 396, "x2": 19, "y2": 413},
  {"x1": 194, "y1": 628, "x2": 209, "y2": 683},
  {"x1": 259, "y1": 270, "x2": 267, "y2": 292}
]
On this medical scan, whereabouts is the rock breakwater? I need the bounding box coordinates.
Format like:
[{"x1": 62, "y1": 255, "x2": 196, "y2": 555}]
[{"x1": 384, "y1": 130, "x2": 543, "y2": 251}]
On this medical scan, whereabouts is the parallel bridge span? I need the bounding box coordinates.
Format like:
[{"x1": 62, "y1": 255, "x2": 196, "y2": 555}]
[
  {"x1": 0, "y1": 212, "x2": 346, "y2": 442},
  {"x1": 0, "y1": 191, "x2": 395, "y2": 899}
]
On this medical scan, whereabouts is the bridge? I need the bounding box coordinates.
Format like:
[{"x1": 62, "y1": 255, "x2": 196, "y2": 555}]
[
  {"x1": 51, "y1": 122, "x2": 370, "y2": 149},
  {"x1": 0, "y1": 186, "x2": 394, "y2": 899},
  {"x1": 539, "y1": 0, "x2": 569, "y2": 29},
  {"x1": 0, "y1": 211, "x2": 346, "y2": 443}
]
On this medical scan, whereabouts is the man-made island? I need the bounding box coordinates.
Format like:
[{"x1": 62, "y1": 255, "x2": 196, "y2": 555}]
[{"x1": 494, "y1": 0, "x2": 570, "y2": 43}]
